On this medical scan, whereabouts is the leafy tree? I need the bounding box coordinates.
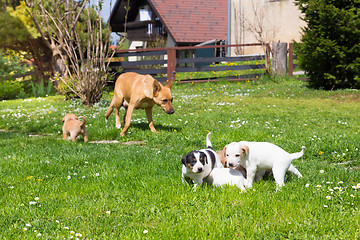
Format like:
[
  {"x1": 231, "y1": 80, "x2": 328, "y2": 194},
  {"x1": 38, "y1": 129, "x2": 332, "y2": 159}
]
[
  {"x1": 294, "y1": 0, "x2": 360, "y2": 89},
  {"x1": 0, "y1": 2, "x2": 52, "y2": 83},
  {"x1": 26, "y1": 0, "x2": 112, "y2": 105}
]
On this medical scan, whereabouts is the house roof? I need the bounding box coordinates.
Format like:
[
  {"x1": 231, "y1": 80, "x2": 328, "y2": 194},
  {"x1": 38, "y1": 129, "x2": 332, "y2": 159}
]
[
  {"x1": 109, "y1": 0, "x2": 227, "y2": 44},
  {"x1": 148, "y1": 0, "x2": 227, "y2": 44}
]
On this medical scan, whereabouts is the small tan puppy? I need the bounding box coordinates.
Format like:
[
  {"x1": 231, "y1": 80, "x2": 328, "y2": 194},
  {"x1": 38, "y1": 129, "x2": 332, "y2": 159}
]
[
  {"x1": 105, "y1": 72, "x2": 174, "y2": 136},
  {"x1": 62, "y1": 113, "x2": 88, "y2": 142}
]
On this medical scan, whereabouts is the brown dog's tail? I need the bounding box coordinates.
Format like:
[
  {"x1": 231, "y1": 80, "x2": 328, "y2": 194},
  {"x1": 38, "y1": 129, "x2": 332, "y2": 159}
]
[{"x1": 79, "y1": 116, "x2": 86, "y2": 127}]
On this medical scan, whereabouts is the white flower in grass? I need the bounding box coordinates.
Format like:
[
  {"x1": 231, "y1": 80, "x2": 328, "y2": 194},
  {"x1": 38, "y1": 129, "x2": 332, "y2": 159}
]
[
  {"x1": 70, "y1": 231, "x2": 75, "y2": 235},
  {"x1": 95, "y1": 173, "x2": 99, "y2": 177},
  {"x1": 324, "y1": 205, "x2": 328, "y2": 208},
  {"x1": 67, "y1": 176, "x2": 71, "y2": 180},
  {"x1": 23, "y1": 228, "x2": 27, "y2": 231},
  {"x1": 316, "y1": 185, "x2": 322, "y2": 188},
  {"x1": 36, "y1": 233, "x2": 42, "y2": 237},
  {"x1": 34, "y1": 197, "x2": 39, "y2": 201},
  {"x1": 26, "y1": 223, "x2": 32, "y2": 227},
  {"x1": 326, "y1": 196, "x2": 332, "y2": 200},
  {"x1": 75, "y1": 233, "x2": 82, "y2": 237},
  {"x1": 305, "y1": 183, "x2": 310, "y2": 187},
  {"x1": 29, "y1": 201, "x2": 37, "y2": 205},
  {"x1": 143, "y1": 230, "x2": 148, "y2": 234},
  {"x1": 106, "y1": 211, "x2": 111, "y2": 215},
  {"x1": 319, "y1": 170, "x2": 325, "y2": 173},
  {"x1": 338, "y1": 181, "x2": 343, "y2": 184}
]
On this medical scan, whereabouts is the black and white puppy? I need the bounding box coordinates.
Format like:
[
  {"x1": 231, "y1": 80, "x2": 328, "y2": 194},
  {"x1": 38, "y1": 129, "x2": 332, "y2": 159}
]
[{"x1": 181, "y1": 132, "x2": 223, "y2": 188}]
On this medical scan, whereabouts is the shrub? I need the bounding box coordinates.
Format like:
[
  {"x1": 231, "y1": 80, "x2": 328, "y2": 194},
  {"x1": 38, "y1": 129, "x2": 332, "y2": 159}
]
[
  {"x1": 0, "y1": 80, "x2": 24, "y2": 100},
  {"x1": 294, "y1": 0, "x2": 360, "y2": 89}
]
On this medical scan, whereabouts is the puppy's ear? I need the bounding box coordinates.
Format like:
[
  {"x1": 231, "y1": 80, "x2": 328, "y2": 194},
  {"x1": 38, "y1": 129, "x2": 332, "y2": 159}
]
[
  {"x1": 181, "y1": 154, "x2": 189, "y2": 166},
  {"x1": 204, "y1": 155, "x2": 208, "y2": 164},
  {"x1": 241, "y1": 145, "x2": 249, "y2": 157},
  {"x1": 143, "y1": 75, "x2": 161, "y2": 98}
]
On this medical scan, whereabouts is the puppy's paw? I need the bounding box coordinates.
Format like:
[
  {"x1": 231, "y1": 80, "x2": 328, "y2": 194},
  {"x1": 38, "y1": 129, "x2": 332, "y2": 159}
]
[
  {"x1": 116, "y1": 124, "x2": 121, "y2": 129},
  {"x1": 105, "y1": 118, "x2": 108, "y2": 123}
]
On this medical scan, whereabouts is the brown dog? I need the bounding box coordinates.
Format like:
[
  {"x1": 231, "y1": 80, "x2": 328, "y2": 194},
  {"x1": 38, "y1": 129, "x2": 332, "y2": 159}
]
[
  {"x1": 105, "y1": 72, "x2": 174, "y2": 136},
  {"x1": 62, "y1": 113, "x2": 88, "y2": 142}
]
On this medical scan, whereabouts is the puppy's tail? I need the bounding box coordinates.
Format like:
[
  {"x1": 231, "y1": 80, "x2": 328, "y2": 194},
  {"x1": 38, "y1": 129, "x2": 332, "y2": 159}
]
[
  {"x1": 289, "y1": 146, "x2": 306, "y2": 160},
  {"x1": 206, "y1": 132, "x2": 213, "y2": 149},
  {"x1": 79, "y1": 116, "x2": 86, "y2": 127}
]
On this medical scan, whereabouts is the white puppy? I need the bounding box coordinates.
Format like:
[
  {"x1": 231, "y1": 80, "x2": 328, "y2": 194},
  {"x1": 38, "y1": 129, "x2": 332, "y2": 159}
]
[
  {"x1": 226, "y1": 141, "x2": 305, "y2": 188},
  {"x1": 181, "y1": 132, "x2": 223, "y2": 189},
  {"x1": 204, "y1": 168, "x2": 246, "y2": 191}
]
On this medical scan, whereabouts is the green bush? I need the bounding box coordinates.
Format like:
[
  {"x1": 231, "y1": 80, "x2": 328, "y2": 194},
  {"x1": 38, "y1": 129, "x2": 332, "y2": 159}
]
[
  {"x1": 0, "y1": 80, "x2": 24, "y2": 100},
  {"x1": 294, "y1": 0, "x2": 360, "y2": 89}
]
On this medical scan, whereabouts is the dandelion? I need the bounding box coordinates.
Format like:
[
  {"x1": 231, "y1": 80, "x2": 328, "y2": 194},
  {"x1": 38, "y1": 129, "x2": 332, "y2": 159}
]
[
  {"x1": 319, "y1": 170, "x2": 325, "y2": 173},
  {"x1": 319, "y1": 151, "x2": 324, "y2": 155},
  {"x1": 48, "y1": 111, "x2": 52, "y2": 114},
  {"x1": 26, "y1": 176, "x2": 34, "y2": 180}
]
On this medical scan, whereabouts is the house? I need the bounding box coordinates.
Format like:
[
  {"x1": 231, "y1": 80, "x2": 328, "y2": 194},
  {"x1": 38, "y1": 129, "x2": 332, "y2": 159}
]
[
  {"x1": 109, "y1": 0, "x2": 305, "y2": 56},
  {"x1": 109, "y1": 0, "x2": 228, "y2": 55},
  {"x1": 230, "y1": 0, "x2": 306, "y2": 55}
]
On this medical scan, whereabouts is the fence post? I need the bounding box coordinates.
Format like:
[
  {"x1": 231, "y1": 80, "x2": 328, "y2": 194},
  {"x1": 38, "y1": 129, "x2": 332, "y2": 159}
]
[
  {"x1": 288, "y1": 43, "x2": 293, "y2": 77},
  {"x1": 271, "y1": 42, "x2": 288, "y2": 77},
  {"x1": 167, "y1": 48, "x2": 176, "y2": 83}
]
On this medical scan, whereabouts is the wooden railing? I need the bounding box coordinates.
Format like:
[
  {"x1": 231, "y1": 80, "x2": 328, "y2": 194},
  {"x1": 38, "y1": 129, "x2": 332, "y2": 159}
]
[{"x1": 109, "y1": 43, "x2": 296, "y2": 83}]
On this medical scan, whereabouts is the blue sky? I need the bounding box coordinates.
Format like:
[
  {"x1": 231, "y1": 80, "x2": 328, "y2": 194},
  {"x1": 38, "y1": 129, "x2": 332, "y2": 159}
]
[{"x1": 91, "y1": 0, "x2": 119, "y2": 44}]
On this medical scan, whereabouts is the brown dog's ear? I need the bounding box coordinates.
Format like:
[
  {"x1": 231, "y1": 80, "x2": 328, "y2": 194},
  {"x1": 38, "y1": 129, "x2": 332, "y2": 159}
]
[
  {"x1": 143, "y1": 75, "x2": 161, "y2": 98},
  {"x1": 165, "y1": 71, "x2": 174, "y2": 89},
  {"x1": 240, "y1": 145, "x2": 249, "y2": 157},
  {"x1": 165, "y1": 79, "x2": 173, "y2": 89}
]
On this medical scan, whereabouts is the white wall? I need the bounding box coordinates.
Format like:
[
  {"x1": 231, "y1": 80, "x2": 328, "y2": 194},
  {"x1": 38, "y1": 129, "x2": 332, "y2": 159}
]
[{"x1": 230, "y1": 0, "x2": 305, "y2": 55}]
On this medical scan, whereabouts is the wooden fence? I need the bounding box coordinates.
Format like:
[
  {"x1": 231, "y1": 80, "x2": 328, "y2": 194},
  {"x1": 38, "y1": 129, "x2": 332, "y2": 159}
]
[{"x1": 108, "y1": 43, "x2": 296, "y2": 83}]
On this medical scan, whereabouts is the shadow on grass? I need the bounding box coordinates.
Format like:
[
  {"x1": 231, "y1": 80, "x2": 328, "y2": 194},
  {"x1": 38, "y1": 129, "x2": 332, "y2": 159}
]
[{"x1": 127, "y1": 122, "x2": 182, "y2": 133}]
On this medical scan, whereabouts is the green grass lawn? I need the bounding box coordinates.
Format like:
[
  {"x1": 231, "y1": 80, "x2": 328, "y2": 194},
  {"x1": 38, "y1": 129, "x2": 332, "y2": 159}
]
[{"x1": 0, "y1": 78, "x2": 359, "y2": 239}]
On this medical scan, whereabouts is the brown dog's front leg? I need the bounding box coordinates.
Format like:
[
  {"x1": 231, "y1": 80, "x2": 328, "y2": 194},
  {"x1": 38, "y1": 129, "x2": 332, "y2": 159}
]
[
  {"x1": 145, "y1": 107, "x2": 156, "y2": 133},
  {"x1": 120, "y1": 105, "x2": 134, "y2": 136}
]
